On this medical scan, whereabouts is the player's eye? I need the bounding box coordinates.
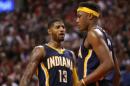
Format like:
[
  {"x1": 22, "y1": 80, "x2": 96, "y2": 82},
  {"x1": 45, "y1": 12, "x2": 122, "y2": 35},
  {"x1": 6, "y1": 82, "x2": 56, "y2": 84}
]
[
  {"x1": 56, "y1": 25, "x2": 65, "y2": 29},
  {"x1": 61, "y1": 25, "x2": 65, "y2": 29},
  {"x1": 56, "y1": 25, "x2": 60, "y2": 29}
]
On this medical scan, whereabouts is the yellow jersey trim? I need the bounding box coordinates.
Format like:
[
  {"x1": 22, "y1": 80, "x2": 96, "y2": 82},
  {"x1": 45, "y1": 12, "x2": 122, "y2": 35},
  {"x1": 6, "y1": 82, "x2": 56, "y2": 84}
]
[
  {"x1": 72, "y1": 67, "x2": 79, "y2": 86},
  {"x1": 83, "y1": 50, "x2": 92, "y2": 77},
  {"x1": 77, "y1": 7, "x2": 100, "y2": 17},
  {"x1": 41, "y1": 63, "x2": 49, "y2": 86},
  {"x1": 46, "y1": 44, "x2": 65, "y2": 54}
]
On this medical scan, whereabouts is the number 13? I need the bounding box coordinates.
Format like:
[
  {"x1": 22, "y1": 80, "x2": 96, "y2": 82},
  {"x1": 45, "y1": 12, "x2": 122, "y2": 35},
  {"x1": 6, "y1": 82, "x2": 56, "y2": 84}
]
[{"x1": 58, "y1": 70, "x2": 67, "y2": 83}]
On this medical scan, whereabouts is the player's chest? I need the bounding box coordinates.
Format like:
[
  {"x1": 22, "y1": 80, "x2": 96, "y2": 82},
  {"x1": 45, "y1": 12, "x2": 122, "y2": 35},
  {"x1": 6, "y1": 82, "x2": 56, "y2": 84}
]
[{"x1": 83, "y1": 38, "x2": 91, "y2": 48}]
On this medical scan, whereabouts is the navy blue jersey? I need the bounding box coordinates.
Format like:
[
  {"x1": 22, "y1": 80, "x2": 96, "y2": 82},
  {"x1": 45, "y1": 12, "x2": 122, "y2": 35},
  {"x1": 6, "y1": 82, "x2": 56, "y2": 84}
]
[
  {"x1": 77, "y1": 27, "x2": 115, "y2": 85},
  {"x1": 37, "y1": 44, "x2": 75, "y2": 86}
]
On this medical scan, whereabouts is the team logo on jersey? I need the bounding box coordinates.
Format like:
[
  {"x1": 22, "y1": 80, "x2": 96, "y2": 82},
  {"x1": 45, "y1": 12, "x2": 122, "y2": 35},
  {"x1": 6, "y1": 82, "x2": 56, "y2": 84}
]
[{"x1": 47, "y1": 56, "x2": 73, "y2": 70}]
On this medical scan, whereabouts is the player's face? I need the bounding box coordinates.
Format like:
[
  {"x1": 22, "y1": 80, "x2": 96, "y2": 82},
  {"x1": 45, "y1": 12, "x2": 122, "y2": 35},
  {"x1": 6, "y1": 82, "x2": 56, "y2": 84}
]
[
  {"x1": 49, "y1": 21, "x2": 66, "y2": 42},
  {"x1": 76, "y1": 11, "x2": 90, "y2": 31}
]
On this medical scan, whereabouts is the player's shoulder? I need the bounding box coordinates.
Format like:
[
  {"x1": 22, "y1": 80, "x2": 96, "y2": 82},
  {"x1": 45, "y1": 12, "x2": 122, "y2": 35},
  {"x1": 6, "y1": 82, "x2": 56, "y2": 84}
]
[
  {"x1": 34, "y1": 45, "x2": 44, "y2": 50},
  {"x1": 66, "y1": 49, "x2": 74, "y2": 55},
  {"x1": 30, "y1": 45, "x2": 45, "y2": 61},
  {"x1": 88, "y1": 27, "x2": 104, "y2": 40},
  {"x1": 33, "y1": 45, "x2": 46, "y2": 55},
  {"x1": 87, "y1": 27, "x2": 106, "y2": 45},
  {"x1": 89, "y1": 28, "x2": 103, "y2": 36}
]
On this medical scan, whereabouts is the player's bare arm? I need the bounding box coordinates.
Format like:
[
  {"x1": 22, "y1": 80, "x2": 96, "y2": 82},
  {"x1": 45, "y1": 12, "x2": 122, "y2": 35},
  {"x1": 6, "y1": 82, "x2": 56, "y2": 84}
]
[
  {"x1": 19, "y1": 46, "x2": 45, "y2": 86},
  {"x1": 82, "y1": 29, "x2": 114, "y2": 85},
  {"x1": 113, "y1": 56, "x2": 120, "y2": 86}
]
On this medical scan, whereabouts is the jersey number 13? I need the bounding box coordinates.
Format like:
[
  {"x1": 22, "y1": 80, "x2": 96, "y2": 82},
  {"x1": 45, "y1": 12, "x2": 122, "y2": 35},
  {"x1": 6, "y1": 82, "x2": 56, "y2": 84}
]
[{"x1": 58, "y1": 70, "x2": 67, "y2": 83}]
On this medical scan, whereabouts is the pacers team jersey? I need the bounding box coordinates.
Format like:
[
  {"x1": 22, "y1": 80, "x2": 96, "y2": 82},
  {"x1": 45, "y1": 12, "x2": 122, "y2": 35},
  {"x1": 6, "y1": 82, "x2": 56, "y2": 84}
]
[
  {"x1": 77, "y1": 26, "x2": 115, "y2": 82},
  {"x1": 37, "y1": 44, "x2": 75, "y2": 86}
]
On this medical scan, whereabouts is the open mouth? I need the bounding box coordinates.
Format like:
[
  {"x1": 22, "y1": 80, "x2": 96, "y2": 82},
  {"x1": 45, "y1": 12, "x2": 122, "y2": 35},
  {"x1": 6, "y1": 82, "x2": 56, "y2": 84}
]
[
  {"x1": 59, "y1": 33, "x2": 65, "y2": 36},
  {"x1": 59, "y1": 33, "x2": 65, "y2": 38}
]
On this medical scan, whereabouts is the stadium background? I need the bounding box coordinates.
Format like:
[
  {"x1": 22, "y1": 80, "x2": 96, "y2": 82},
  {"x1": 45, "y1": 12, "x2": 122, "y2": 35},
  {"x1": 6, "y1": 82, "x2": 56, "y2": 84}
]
[{"x1": 0, "y1": 0, "x2": 130, "y2": 86}]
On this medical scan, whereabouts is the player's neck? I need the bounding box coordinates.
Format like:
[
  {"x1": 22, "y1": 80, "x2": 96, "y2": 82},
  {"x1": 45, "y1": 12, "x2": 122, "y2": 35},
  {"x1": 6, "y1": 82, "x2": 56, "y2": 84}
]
[
  {"x1": 48, "y1": 41, "x2": 62, "y2": 49},
  {"x1": 88, "y1": 23, "x2": 98, "y2": 31}
]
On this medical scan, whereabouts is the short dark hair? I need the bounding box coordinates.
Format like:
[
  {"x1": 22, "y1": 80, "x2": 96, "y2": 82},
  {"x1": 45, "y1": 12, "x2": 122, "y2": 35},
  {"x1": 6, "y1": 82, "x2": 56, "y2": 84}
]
[
  {"x1": 79, "y1": 1, "x2": 100, "y2": 13},
  {"x1": 48, "y1": 18, "x2": 63, "y2": 29}
]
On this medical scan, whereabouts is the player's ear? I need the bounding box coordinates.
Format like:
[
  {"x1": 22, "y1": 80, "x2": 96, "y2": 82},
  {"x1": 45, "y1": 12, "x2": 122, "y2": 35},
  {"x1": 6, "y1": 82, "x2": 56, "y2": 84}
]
[{"x1": 88, "y1": 14, "x2": 93, "y2": 20}]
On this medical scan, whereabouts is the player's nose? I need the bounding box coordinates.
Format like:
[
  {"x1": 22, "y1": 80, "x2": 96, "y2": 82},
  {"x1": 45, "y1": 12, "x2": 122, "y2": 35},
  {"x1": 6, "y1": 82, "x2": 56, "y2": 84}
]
[
  {"x1": 76, "y1": 17, "x2": 79, "y2": 23},
  {"x1": 59, "y1": 26, "x2": 65, "y2": 31}
]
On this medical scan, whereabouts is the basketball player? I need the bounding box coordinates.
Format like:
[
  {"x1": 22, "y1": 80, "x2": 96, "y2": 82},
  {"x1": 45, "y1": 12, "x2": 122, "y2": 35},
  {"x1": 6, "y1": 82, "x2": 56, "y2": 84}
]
[
  {"x1": 76, "y1": 1, "x2": 120, "y2": 86},
  {"x1": 19, "y1": 18, "x2": 78, "y2": 86}
]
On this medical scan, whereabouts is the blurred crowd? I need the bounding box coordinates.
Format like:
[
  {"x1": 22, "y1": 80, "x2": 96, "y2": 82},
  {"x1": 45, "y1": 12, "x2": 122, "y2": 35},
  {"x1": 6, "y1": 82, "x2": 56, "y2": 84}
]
[{"x1": 0, "y1": 0, "x2": 130, "y2": 86}]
